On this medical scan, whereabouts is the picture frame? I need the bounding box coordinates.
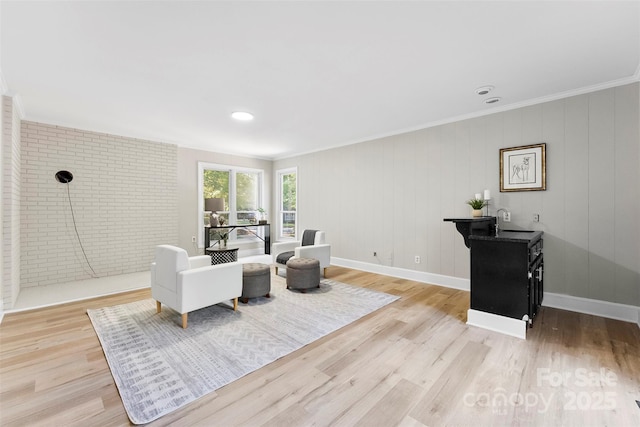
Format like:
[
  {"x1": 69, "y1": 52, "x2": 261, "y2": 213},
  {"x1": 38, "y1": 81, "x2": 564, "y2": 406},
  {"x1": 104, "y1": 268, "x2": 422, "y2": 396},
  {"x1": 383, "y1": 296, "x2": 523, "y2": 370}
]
[{"x1": 500, "y1": 143, "x2": 546, "y2": 192}]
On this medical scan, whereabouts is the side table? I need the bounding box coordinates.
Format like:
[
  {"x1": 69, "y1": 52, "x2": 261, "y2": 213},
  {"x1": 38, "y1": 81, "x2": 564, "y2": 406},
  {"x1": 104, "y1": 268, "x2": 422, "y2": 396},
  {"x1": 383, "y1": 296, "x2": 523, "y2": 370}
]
[{"x1": 205, "y1": 247, "x2": 239, "y2": 265}]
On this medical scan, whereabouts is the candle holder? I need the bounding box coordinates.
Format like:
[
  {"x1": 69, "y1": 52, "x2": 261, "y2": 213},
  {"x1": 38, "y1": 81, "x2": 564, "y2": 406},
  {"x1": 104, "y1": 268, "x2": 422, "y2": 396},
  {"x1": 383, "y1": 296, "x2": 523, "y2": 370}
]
[{"x1": 483, "y1": 189, "x2": 491, "y2": 217}]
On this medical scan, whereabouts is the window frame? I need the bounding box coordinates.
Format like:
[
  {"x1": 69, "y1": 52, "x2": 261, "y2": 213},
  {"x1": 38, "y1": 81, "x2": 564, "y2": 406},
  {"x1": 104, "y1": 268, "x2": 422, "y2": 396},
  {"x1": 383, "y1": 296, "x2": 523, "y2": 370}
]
[
  {"x1": 197, "y1": 162, "x2": 264, "y2": 248},
  {"x1": 276, "y1": 166, "x2": 298, "y2": 240}
]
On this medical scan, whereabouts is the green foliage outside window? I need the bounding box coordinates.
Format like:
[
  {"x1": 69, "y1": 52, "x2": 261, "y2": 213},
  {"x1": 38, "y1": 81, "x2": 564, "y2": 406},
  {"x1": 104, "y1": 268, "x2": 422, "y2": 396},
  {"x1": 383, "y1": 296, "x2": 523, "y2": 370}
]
[
  {"x1": 203, "y1": 170, "x2": 229, "y2": 210},
  {"x1": 203, "y1": 168, "x2": 263, "y2": 235},
  {"x1": 236, "y1": 172, "x2": 258, "y2": 211},
  {"x1": 282, "y1": 173, "x2": 296, "y2": 211},
  {"x1": 204, "y1": 169, "x2": 260, "y2": 213},
  {"x1": 280, "y1": 172, "x2": 296, "y2": 238}
]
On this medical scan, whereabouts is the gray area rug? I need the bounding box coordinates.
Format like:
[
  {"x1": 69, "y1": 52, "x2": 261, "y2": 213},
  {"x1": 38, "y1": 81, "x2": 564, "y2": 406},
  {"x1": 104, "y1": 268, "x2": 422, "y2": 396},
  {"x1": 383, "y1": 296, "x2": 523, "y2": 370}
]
[{"x1": 87, "y1": 278, "x2": 399, "y2": 424}]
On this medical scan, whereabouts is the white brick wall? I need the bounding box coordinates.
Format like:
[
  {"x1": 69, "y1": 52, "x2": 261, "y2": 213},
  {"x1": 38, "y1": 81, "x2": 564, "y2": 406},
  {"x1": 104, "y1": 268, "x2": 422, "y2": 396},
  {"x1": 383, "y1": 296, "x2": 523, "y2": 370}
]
[
  {"x1": 0, "y1": 97, "x2": 3, "y2": 312},
  {"x1": 20, "y1": 122, "x2": 178, "y2": 287},
  {"x1": 2, "y1": 96, "x2": 21, "y2": 309}
]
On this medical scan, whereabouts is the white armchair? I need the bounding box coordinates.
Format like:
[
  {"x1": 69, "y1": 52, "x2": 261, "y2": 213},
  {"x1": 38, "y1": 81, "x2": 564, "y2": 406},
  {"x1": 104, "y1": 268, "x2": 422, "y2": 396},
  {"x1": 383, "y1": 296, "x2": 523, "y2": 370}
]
[
  {"x1": 272, "y1": 230, "x2": 331, "y2": 277},
  {"x1": 150, "y1": 245, "x2": 242, "y2": 328}
]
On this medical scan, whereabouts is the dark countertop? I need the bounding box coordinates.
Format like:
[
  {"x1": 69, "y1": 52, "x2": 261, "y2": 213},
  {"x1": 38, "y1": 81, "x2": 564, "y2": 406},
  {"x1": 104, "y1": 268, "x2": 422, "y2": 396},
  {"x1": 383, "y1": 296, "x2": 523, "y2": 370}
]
[
  {"x1": 443, "y1": 217, "x2": 495, "y2": 222},
  {"x1": 443, "y1": 217, "x2": 497, "y2": 248},
  {"x1": 469, "y1": 229, "x2": 543, "y2": 244}
]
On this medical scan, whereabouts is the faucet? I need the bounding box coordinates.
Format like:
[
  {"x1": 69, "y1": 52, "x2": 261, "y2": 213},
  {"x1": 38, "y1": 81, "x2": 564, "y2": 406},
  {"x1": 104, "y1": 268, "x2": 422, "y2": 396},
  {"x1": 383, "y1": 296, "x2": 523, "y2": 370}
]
[{"x1": 495, "y1": 208, "x2": 508, "y2": 236}]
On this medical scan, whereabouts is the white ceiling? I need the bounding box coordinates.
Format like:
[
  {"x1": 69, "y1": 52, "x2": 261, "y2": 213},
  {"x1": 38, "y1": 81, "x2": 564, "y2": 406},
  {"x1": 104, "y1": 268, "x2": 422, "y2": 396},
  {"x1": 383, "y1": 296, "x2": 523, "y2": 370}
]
[{"x1": 2, "y1": 1, "x2": 639, "y2": 160}]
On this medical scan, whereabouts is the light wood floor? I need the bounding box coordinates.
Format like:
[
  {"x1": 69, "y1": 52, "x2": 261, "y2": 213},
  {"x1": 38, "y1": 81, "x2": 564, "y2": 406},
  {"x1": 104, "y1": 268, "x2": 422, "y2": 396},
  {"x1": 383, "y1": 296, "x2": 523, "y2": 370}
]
[{"x1": 1, "y1": 266, "x2": 639, "y2": 426}]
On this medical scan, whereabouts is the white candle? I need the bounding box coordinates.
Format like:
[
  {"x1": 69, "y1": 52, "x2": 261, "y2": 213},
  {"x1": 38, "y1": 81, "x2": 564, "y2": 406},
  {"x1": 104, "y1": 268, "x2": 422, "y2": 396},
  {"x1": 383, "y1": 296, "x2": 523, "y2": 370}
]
[
  {"x1": 475, "y1": 193, "x2": 481, "y2": 200},
  {"x1": 484, "y1": 189, "x2": 491, "y2": 200}
]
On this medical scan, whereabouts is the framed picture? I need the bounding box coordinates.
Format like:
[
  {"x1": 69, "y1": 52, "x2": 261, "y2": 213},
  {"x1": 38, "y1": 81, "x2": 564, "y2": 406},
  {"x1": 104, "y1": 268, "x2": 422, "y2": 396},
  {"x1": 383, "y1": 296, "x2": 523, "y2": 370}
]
[{"x1": 500, "y1": 143, "x2": 546, "y2": 192}]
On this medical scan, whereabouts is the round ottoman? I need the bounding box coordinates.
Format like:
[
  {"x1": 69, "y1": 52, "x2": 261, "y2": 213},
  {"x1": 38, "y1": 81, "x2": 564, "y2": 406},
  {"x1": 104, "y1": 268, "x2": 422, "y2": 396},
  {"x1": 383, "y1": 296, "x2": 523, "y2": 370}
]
[
  {"x1": 241, "y1": 263, "x2": 271, "y2": 303},
  {"x1": 286, "y1": 258, "x2": 320, "y2": 292}
]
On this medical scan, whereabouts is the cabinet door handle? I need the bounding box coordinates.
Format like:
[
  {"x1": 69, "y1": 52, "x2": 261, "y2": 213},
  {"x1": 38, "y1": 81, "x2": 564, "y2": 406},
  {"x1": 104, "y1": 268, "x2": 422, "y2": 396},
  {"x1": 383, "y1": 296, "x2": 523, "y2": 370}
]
[{"x1": 537, "y1": 266, "x2": 543, "y2": 281}]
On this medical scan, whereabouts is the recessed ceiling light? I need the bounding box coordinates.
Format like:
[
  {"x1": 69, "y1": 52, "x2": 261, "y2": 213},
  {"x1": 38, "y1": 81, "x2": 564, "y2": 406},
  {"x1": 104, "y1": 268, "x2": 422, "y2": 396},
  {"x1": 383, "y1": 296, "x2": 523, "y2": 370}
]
[
  {"x1": 475, "y1": 85, "x2": 494, "y2": 96},
  {"x1": 231, "y1": 111, "x2": 254, "y2": 121},
  {"x1": 484, "y1": 97, "x2": 501, "y2": 104}
]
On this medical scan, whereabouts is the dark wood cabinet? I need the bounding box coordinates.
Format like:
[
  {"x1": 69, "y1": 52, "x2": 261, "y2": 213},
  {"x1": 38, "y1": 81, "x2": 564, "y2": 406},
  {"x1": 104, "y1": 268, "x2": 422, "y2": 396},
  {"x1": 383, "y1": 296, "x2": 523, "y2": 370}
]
[{"x1": 469, "y1": 231, "x2": 543, "y2": 326}]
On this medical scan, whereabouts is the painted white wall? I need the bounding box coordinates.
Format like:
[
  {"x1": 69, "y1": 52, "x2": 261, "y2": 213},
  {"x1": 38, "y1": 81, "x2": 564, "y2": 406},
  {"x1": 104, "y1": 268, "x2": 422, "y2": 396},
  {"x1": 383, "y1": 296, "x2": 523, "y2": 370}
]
[
  {"x1": 0, "y1": 95, "x2": 4, "y2": 314},
  {"x1": 274, "y1": 83, "x2": 640, "y2": 307},
  {"x1": 1, "y1": 96, "x2": 21, "y2": 310},
  {"x1": 19, "y1": 122, "x2": 178, "y2": 288}
]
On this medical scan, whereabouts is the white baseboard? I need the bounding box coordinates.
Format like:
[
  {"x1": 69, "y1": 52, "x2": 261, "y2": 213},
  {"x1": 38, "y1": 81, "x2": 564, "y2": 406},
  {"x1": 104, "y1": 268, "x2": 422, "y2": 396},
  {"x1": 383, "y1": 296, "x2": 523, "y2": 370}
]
[
  {"x1": 543, "y1": 292, "x2": 640, "y2": 326},
  {"x1": 467, "y1": 309, "x2": 527, "y2": 339},
  {"x1": 331, "y1": 257, "x2": 470, "y2": 290},
  {"x1": 331, "y1": 257, "x2": 640, "y2": 330}
]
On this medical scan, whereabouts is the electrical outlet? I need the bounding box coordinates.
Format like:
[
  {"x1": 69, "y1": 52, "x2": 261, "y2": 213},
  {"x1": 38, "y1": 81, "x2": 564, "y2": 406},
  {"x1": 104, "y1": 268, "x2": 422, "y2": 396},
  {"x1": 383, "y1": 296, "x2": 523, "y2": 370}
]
[
  {"x1": 414, "y1": 255, "x2": 421, "y2": 264},
  {"x1": 503, "y1": 211, "x2": 511, "y2": 222},
  {"x1": 533, "y1": 213, "x2": 540, "y2": 222},
  {"x1": 191, "y1": 235, "x2": 196, "y2": 242}
]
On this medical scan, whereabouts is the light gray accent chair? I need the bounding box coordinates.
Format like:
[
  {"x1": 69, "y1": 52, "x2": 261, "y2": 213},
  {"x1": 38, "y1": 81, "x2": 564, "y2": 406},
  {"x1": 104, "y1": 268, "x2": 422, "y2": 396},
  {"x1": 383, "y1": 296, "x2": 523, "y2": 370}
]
[
  {"x1": 151, "y1": 244, "x2": 242, "y2": 328},
  {"x1": 272, "y1": 229, "x2": 331, "y2": 277}
]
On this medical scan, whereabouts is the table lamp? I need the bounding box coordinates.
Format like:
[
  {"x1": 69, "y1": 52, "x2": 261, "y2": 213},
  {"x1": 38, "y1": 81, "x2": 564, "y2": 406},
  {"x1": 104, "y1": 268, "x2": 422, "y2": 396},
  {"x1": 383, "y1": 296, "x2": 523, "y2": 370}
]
[{"x1": 204, "y1": 198, "x2": 224, "y2": 226}]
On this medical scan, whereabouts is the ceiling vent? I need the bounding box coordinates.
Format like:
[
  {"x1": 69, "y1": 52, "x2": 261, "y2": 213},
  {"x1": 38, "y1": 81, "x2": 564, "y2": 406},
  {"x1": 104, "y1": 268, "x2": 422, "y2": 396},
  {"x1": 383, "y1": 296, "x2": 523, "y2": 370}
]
[
  {"x1": 484, "y1": 97, "x2": 501, "y2": 104},
  {"x1": 475, "y1": 85, "x2": 494, "y2": 96}
]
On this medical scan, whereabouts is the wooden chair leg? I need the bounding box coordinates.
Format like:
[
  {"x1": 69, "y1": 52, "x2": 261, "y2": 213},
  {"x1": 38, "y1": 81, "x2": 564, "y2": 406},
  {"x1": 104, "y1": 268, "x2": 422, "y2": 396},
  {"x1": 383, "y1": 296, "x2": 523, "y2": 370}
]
[
  {"x1": 156, "y1": 301, "x2": 162, "y2": 313},
  {"x1": 182, "y1": 313, "x2": 188, "y2": 329},
  {"x1": 233, "y1": 298, "x2": 238, "y2": 311}
]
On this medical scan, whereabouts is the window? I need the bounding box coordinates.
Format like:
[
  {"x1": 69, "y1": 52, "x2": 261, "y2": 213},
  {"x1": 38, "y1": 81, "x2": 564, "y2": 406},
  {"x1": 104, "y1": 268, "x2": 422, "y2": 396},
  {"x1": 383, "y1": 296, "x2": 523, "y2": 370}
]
[
  {"x1": 198, "y1": 162, "x2": 264, "y2": 247},
  {"x1": 235, "y1": 171, "x2": 260, "y2": 224},
  {"x1": 277, "y1": 167, "x2": 297, "y2": 239}
]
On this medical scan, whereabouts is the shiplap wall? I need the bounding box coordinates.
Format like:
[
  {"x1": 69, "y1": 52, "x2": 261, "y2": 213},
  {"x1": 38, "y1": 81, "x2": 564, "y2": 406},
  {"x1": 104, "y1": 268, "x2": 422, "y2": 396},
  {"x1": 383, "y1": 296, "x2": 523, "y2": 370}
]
[
  {"x1": 274, "y1": 83, "x2": 640, "y2": 306},
  {"x1": 20, "y1": 122, "x2": 178, "y2": 287},
  {"x1": 1, "y1": 96, "x2": 21, "y2": 309}
]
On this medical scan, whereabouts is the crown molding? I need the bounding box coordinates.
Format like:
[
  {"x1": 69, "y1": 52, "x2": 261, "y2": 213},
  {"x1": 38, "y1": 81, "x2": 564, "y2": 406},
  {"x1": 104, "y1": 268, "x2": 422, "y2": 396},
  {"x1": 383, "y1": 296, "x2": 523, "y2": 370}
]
[{"x1": 275, "y1": 73, "x2": 640, "y2": 161}]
